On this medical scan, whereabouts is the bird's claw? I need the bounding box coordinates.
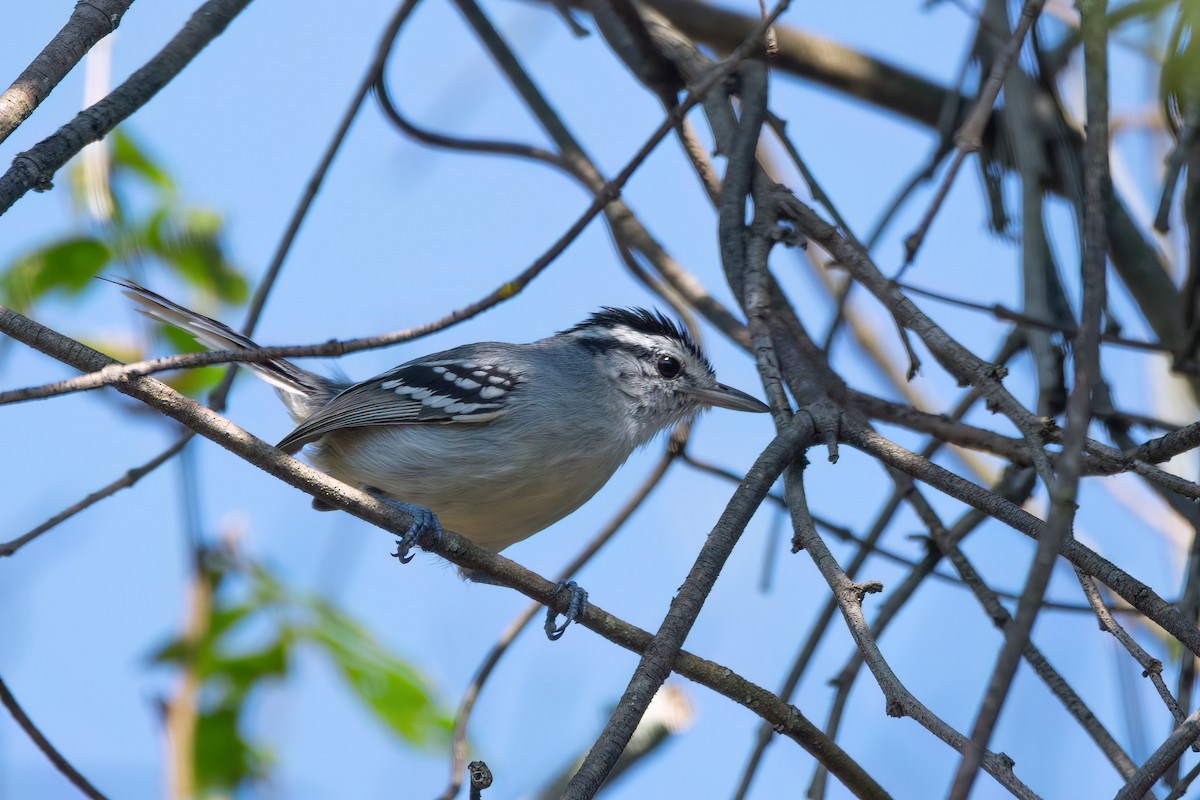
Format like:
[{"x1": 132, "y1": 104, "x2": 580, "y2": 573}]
[
  {"x1": 545, "y1": 581, "x2": 588, "y2": 641},
  {"x1": 365, "y1": 489, "x2": 443, "y2": 563},
  {"x1": 393, "y1": 503, "x2": 443, "y2": 563}
]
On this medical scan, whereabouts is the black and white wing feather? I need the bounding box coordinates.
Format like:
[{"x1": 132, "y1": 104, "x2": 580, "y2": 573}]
[{"x1": 275, "y1": 357, "x2": 519, "y2": 454}]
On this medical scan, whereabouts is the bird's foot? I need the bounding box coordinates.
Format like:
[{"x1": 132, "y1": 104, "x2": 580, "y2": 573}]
[
  {"x1": 365, "y1": 488, "x2": 443, "y2": 563},
  {"x1": 545, "y1": 581, "x2": 588, "y2": 641}
]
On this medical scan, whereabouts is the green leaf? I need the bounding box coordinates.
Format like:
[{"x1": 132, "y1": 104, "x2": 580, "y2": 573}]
[
  {"x1": 1, "y1": 238, "x2": 111, "y2": 310},
  {"x1": 144, "y1": 207, "x2": 248, "y2": 304},
  {"x1": 163, "y1": 365, "x2": 225, "y2": 398},
  {"x1": 194, "y1": 705, "x2": 270, "y2": 793},
  {"x1": 304, "y1": 601, "x2": 452, "y2": 746},
  {"x1": 111, "y1": 129, "x2": 175, "y2": 193},
  {"x1": 151, "y1": 323, "x2": 225, "y2": 398},
  {"x1": 210, "y1": 641, "x2": 289, "y2": 699},
  {"x1": 155, "y1": 559, "x2": 444, "y2": 797}
]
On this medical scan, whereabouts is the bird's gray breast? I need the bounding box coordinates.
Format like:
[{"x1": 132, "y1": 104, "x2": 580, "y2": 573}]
[{"x1": 306, "y1": 409, "x2": 633, "y2": 551}]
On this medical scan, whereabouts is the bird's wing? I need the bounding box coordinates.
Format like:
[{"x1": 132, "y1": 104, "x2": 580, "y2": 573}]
[{"x1": 275, "y1": 357, "x2": 519, "y2": 454}]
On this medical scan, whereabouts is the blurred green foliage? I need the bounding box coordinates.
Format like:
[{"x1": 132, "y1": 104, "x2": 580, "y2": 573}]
[
  {"x1": 153, "y1": 549, "x2": 452, "y2": 796},
  {"x1": 1, "y1": 128, "x2": 248, "y2": 396},
  {"x1": 1161, "y1": 0, "x2": 1200, "y2": 137}
]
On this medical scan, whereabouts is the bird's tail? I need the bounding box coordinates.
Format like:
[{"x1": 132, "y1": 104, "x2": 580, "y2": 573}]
[{"x1": 106, "y1": 277, "x2": 328, "y2": 402}]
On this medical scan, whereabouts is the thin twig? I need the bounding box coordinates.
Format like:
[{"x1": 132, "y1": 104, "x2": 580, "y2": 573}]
[
  {"x1": 207, "y1": 0, "x2": 420, "y2": 411},
  {"x1": 0, "y1": 673, "x2": 109, "y2": 800},
  {"x1": 1076, "y1": 569, "x2": 1187, "y2": 726},
  {"x1": 731, "y1": 391, "x2": 999, "y2": 800},
  {"x1": 1154, "y1": 122, "x2": 1194, "y2": 233},
  {"x1": 1114, "y1": 710, "x2": 1200, "y2": 800},
  {"x1": 455, "y1": 0, "x2": 759, "y2": 372},
  {"x1": 902, "y1": 0, "x2": 1047, "y2": 264},
  {"x1": 840, "y1": 424, "x2": 1200, "y2": 658},
  {"x1": 453, "y1": 0, "x2": 752, "y2": 353},
  {"x1": 0, "y1": 431, "x2": 190, "y2": 556},
  {"x1": 919, "y1": 498, "x2": 1142, "y2": 783},
  {"x1": 246, "y1": 1, "x2": 419, "y2": 342},
  {"x1": 805, "y1": 466, "x2": 1038, "y2": 800},
  {"x1": 372, "y1": 5, "x2": 572, "y2": 175},
  {"x1": 1164, "y1": 760, "x2": 1200, "y2": 800},
  {"x1": 764, "y1": 111, "x2": 863, "y2": 249},
  {"x1": 467, "y1": 760, "x2": 492, "y2": 800},
  {"x1": 899, "y1": 280, "x2": 1168, "y2": 354},
  {"x1": 797, "y1": 419, "x2": 1038, "y2": 799}
]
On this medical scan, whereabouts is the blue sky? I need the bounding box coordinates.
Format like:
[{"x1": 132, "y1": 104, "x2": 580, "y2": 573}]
[{"x1": 1, "y1": 1, "x2": 1189, "y2": 799}]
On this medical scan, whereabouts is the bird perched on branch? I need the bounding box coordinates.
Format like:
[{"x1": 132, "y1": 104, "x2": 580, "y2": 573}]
[{"x1": 112, "y1": 278, "x2": 767, "y2": 576}]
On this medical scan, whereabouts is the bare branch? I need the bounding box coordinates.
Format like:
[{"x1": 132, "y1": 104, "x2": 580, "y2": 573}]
[
  {"x1": 842, "y1": 425, "x2": 1200, "y2": 658},
  {"x1": 0, "y1": 0, "x2": 133, "y2": 144},
  {"x1": 563, "y1": 416, "x2": 817, "y2": 797},
  {"x1": 0, "y1": 0, "x2": 254, "y2": 216},
  {"x1": 916, "y1": 495, "x2": 1141, "y2": 783},
  {"x1": 1115, "y1": 710, "x2": 1200, "y2": 800},
  {"x1": 0, "y1": 672, "x2": 109, "y2": 800},
  {"x1": 903, "y1": 0, "x2": 1047, "y2": 264},
  {"x1": 0, "y1": 431, "x2": 191, "y2": 557},
  {"x1": 948, "y1": 1, "x2": 1110, "y2": 790},
  {"x1": 1076, "y1": 570, "x2": 1186, "y2": 725}
]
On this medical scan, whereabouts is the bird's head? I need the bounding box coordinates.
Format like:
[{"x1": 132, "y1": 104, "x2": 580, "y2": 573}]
[{"x1": 562, "y1": 308, "x2": 769, "y2": 442}]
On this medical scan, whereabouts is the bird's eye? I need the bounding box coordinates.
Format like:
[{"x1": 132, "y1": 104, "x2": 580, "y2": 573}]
[{"x1": 656, "y1": 354, "x2": 682, "y2": 379}]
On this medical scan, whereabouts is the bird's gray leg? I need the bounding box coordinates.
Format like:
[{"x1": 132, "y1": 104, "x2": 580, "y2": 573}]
[
  {"x1": 460, "y1": 571, "x2": 588, "y2": 641},
  {"x1": 363, "y1": 487, "x2": 444, "y2": 563},
  {"x1": 544, "y1": 581, "x2": 588, "y2": 640}
]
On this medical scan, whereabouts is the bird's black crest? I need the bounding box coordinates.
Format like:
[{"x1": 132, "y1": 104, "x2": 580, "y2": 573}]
[{"x1": 566, "y1": 308, "x2": 710, "y2": 370}]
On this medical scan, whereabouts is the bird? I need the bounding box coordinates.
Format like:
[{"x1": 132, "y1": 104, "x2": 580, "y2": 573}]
[{"x1": 111, "y1": 279, "x2": 769, "y2": 564}]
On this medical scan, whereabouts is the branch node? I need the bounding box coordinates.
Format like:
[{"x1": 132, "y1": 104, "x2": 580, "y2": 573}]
[
  {"x1": 76, "y1": 0, "x2": 122, "y2": 31},
  {"x1": 467, "y1": 760, "x2": 493, "y2": 790},
  {"x1": 851, "y1": 580, "x2": 884, "y2": 604},
  {"x1": 15, "y1": 153, "x2": 53, "y2": 192}
]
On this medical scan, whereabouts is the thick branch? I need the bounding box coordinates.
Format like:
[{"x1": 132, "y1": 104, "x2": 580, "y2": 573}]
[
  {"x1": 843, "y1": 425, "x2": 1200, "y2": 658},
  {"x1": 563, "y1": 419, "x2": 816, "y2": 795},
  {"x1": 1114, "y1": 710, "x2": 1200, "y2": 800},
  {"x1": 0, "y1": 0, "x2": 133, "y2": 144},
  {"x1": 0, "y1": 0, "x2": 252, "y2": 216}
]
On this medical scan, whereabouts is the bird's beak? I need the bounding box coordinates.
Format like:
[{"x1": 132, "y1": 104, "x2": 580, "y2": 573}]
[{"x1": 686, "y1": 383, "x2": 771, "y2": 413}]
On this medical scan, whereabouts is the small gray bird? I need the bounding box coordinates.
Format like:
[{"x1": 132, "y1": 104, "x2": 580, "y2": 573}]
[{"x1": 113, "y1": 279, "x2": 769, "y2": 557}]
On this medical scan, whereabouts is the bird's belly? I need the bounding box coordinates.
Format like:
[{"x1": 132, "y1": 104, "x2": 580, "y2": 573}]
[{"x1": 308, "y1": 424, "x2": 627, "y2": 551}]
